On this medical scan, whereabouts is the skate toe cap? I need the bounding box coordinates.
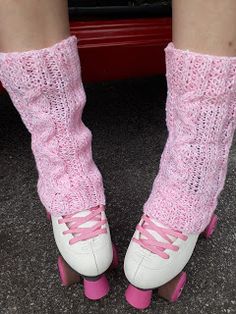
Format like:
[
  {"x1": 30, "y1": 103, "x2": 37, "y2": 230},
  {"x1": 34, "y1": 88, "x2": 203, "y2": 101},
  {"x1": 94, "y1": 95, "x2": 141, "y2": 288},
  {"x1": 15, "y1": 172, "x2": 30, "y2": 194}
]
[
  {"x1": 63, "y1": 236, "x2": 113, "y2": 277},
  {"x1": 124, "y1": 241, "x2": 173, "y2": 289}
]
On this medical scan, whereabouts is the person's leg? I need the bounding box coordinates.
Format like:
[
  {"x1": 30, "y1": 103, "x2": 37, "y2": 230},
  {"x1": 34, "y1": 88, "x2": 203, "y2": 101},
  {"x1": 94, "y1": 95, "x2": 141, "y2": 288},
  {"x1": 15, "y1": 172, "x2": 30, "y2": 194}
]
[
  {"x1": 0, "y1": 0, "x2": 114, "y2": 299},
  {"x1": 144, "y1": 0, "x2": 236, "y2": 233},
  {"x1": 0, "y1": 0, "x2": 70, "y2": 52},
  {"x1": 173, "y1": 0, "x2": 236, "y2": 56},
  {"x1": 124, "y1": 0, "x2": 236, "y2": 309}
]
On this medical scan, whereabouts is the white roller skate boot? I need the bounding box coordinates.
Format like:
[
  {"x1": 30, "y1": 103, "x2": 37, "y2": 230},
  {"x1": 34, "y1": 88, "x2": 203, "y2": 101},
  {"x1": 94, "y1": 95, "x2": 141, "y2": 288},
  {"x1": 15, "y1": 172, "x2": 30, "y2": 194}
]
[
  {"x1": 49, "y1": 205, "x2": 118, "y2": 300},
  {"x1": 124, "y1": 213, "x2": 217, "y2": 309}
]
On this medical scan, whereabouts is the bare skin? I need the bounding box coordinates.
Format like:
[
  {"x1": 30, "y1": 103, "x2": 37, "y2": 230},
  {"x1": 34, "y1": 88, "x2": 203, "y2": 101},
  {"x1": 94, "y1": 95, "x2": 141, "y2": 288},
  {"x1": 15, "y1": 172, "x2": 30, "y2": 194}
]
[
  {"x1": 173, "y1": 0, "x2": 236, "y2": 56},
  {"x1": 0, "y1": 0, "x2": 70, "y2": 52},
  {"x1": 0, "y1": 0, "x2": 235, "y2": 56}
]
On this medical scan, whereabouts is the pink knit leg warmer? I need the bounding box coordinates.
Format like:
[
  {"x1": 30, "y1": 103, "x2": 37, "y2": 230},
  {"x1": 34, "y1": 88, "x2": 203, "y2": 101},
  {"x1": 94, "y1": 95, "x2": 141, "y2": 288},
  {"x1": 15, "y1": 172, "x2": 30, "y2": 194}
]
[
  {"x1": 144, "y1": 43, "x2": 236, "y2": 233},
  {"x1": 0, "y1": 36, "x2": 105, "y2": 216}
]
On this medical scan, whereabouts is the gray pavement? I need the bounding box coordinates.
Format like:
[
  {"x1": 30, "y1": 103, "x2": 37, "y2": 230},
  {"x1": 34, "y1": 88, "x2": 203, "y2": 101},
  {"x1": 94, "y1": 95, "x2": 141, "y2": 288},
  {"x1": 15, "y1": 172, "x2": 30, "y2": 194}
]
[{"x1": 0, "y1": 76, "x2": 235, "y2": 314}]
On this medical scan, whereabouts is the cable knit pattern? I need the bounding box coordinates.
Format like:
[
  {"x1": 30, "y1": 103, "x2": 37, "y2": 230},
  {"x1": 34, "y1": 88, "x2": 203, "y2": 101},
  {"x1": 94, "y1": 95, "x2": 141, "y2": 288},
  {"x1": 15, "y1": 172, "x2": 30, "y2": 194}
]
[
  {"x1": 0, "y1": 36, "x2": 105, "y2": 216},
  {"x1": 144, "y1": 43, "x2": 236, "y2": 233}
]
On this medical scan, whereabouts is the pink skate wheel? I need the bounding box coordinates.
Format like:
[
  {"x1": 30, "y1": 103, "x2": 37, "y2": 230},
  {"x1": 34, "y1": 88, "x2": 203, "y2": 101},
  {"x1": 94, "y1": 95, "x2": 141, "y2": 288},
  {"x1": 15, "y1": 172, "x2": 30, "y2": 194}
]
[
  {"x1": 169, "y1": 272, "x2": 187, "y2": 302},
  {"x1": 109, "y1": 244, "x2": 119, "y2": 270},
  {"x1": 58, "y1": 256, "x2": 81, "y2": 286},
  {"x1": 46, "y1": 211, "x2": 51, "y2": 221},
  {"x1": 125, "y1": 284, "x2": 152, "y2": 310},
  {"x1": 158, "y1": 272, "x2": 187, "y2": 302},
  {"x1": 202, "y1": 214, "x2": 218, "y2": 239},
  {"x1": 84, "y1": 275, "x2": 110, "y2": 300}
]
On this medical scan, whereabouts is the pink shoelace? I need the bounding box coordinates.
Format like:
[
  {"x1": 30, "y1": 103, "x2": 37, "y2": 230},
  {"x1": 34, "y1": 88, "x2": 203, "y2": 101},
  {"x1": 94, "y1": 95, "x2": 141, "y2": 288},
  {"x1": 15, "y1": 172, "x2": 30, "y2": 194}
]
[
  {"x1": 58, "y1": 206, "x2": 107, "y2": 245},
  {"x1": 133, "y1": 215, "x2": 188, "y2": 259}
]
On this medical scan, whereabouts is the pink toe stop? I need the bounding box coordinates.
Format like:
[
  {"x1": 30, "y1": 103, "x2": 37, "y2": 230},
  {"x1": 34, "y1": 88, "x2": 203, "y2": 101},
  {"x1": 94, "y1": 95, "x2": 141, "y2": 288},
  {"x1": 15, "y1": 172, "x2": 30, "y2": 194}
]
[
  {"x1": 125, "y1": 284, "x2": 152, "y2": 310},
  {"x1": 202, "y1": 214, "x2": 218, "y2": 239},
  {"x1": 84, "y1": 275, "x2": 110, "y2": 300},
  {"x1": 57, "y1": 256, "x2": 81, "y2": 286}
]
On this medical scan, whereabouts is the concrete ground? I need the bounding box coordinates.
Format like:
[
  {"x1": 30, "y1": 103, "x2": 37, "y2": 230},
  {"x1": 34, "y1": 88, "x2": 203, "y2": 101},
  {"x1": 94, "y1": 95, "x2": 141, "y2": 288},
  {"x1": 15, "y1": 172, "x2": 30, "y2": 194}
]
[{"x1": 0, "y1": 76, "x2": 235, "y2": 314}]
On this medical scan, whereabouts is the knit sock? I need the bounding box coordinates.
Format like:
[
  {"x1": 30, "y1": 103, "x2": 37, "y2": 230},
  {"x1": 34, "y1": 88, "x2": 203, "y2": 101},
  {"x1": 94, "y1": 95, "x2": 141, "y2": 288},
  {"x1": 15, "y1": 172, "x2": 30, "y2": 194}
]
[
  {"x1": 144, "y1": 43, "x2": 236, "y2": 233},
  {"x1": 0, "y1": 36, "x2": 105, "y2": 216}
]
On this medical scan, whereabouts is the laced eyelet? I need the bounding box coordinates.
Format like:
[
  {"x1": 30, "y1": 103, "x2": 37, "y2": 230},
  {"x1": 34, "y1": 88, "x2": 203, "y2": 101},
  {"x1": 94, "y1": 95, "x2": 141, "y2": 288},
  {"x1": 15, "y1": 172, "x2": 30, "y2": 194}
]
[{"x1": 56, "y1": 206, "x2": 107, "y2": 244}]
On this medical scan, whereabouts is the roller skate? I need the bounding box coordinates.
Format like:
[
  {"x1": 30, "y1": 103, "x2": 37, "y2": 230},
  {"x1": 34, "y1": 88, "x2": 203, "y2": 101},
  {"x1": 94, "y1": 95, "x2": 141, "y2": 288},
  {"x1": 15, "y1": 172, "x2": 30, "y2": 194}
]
[
  {"x1": 48, "y1": 205, "x2": 118, "y2": 300},
  {"x1": 124, "y1": 213, "x2": 217, "y2": 309}
]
